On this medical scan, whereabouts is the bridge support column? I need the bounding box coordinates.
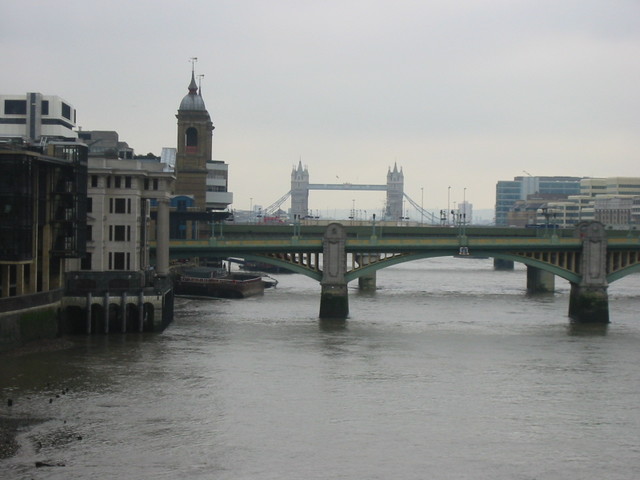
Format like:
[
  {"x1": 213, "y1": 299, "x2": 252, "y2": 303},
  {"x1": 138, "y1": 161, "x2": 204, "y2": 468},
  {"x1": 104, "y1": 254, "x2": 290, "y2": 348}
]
[
  {"x1": 86, "y1": 292, "x2": 92, "y2": 334},
  {"x1": 356, "y1": 253, "x2": 378, "y2": 291},
  {"x1": 319, "y1": 223, "x2": 349, "y2": 318},
  {"x1": 526, "y1": 266, "x2": 555, "y2": 293},
  {"x1": 155, "y1": 197, "x2": 170, "y2": 277},
  {"x1": 494, "y1": 259, "x2": 514, "y2": 270},
  {"x1": 358, "y1": 275, "x2": 376, "y2": 291},
  {"x1": 569, "y1": 222, "x2": 609, "y2": 323}
]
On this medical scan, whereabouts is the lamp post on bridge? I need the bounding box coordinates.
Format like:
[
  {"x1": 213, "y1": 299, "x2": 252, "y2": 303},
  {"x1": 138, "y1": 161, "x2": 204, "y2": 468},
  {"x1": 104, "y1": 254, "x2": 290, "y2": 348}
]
[
  {"x1": 371, "y1": 213, "x2": 378, "y2": 240},
  {"x1": 421, "y1": 187, "x2": 424, "y2": 226},
  {"x1": 447, "y1": 186, "x2": 451, "y2": 226}
]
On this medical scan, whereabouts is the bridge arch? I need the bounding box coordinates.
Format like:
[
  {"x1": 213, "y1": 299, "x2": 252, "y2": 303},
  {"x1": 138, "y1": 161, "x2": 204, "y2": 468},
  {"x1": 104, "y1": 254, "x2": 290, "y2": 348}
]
[
  {"x1": 240, "y1": 253, "x2": 323, "y2": 281},
  {"x1": 240, "y1": 250, "x2": 586, "y2": 285},
  {"x1": 607, "y1": 263, "x2": 640, "y2": 283},
  {"x1": 344, "y1": 251, "x2": 582, "y2": 284}
]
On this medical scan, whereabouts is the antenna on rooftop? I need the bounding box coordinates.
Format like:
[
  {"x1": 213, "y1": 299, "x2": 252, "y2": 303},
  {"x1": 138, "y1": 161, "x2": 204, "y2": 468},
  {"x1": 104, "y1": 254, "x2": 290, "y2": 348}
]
[{"x1": 197, "y1": 74, "x2": 205, "y2": 93}]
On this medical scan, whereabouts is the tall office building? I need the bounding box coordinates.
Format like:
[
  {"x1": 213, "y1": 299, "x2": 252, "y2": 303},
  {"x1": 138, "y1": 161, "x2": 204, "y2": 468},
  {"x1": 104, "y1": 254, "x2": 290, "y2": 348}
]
[
  {"x1": 495, "y1": 176, "x2": 582, "y2": 226},
  {"x1": 0, "y1": 93, "x2": 87, "y2": 347}
]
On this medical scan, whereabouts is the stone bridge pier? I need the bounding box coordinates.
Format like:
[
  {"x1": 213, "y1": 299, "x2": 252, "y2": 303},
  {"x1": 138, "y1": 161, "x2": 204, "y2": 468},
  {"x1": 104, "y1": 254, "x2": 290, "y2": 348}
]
[
  {"x1": 319, "y1": 223, "x2": 349, "y2": 318},
  {"x1": 355, "y1": 253, "x2": 378, "y2": 291},
  {"x1": 569, "y1": 222, "x2": 609, "y2": 323}
]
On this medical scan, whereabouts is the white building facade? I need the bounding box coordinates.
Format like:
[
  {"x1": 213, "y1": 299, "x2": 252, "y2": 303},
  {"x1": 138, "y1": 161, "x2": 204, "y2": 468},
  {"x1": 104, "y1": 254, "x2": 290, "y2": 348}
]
[{"x1": 84, "y1": 158, "x2": 174, "y2": 272}]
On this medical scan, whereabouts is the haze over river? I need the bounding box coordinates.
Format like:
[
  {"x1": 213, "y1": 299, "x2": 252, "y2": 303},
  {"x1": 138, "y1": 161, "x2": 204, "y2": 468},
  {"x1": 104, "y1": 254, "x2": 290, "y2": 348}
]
[{"x1": 2, "y1": 257, "x2": 640, "y2": 479}]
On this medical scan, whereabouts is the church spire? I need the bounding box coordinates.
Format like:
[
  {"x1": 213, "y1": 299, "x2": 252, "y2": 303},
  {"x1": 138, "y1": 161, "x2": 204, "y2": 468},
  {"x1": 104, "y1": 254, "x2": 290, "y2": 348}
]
[
  {"x1": 179, "y1": 58, "x2": 207, "y2": 111},
  {"x1": 188, "y1": 57, "x2": 198, "y2": 94}
]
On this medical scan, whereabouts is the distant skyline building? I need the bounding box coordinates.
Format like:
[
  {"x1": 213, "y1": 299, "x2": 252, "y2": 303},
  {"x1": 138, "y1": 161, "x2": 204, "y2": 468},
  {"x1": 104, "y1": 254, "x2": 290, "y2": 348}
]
[
  {"x1": 495, "y1": 176, "x2": 583, "y2": 226},
  {"x1": 78, "y1": 130, "x2": 134, "y2": 159},
  {"x1": 500, "y1": 176, "x2": 640, "y2": 228}
]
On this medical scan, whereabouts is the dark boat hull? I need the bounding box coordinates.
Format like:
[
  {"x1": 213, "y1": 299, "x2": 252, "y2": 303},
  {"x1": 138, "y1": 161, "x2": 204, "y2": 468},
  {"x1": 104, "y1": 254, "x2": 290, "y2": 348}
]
[{"x1": 174, "y1": 273, "x2": 264, "y2": 299}]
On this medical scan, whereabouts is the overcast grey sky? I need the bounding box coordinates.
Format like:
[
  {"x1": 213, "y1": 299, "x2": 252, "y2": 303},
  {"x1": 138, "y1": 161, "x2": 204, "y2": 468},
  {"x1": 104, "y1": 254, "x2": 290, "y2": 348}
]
[{"x1": 3, "y1": 0, "x2": 639, "y2": 214}]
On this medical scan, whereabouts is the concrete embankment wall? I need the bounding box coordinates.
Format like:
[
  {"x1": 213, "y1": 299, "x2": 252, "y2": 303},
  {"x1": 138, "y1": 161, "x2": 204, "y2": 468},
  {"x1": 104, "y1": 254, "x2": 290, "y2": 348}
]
[{"x1": 0, "y1": 290, "x2": 63, "y2": 352}]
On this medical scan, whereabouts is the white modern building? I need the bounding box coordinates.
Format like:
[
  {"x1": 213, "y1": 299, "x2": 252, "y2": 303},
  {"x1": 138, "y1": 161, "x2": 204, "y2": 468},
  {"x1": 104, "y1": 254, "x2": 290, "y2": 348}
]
[{"x1": 0, "y1": 92, "x2": 78, "y2": 143}]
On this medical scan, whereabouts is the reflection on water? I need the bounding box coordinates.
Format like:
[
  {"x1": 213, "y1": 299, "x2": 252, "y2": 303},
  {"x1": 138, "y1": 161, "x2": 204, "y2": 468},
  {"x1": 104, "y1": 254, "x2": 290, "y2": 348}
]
[
  {"x1": 1, "y1": 257, "x2": 639, "y2": 479},
  {"x1": 567, "y1": 322, "x2": 610, "y2": 337}
]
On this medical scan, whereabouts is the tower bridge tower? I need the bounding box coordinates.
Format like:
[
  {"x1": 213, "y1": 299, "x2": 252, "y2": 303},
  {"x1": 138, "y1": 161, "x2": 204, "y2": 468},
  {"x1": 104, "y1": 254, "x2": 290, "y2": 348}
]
[
  {"x1": 385, "y1": 163, "x2": 404, "y2": 220},
  {"x1": 291, "y1": 160, "x2": 309, "y2": 218}
]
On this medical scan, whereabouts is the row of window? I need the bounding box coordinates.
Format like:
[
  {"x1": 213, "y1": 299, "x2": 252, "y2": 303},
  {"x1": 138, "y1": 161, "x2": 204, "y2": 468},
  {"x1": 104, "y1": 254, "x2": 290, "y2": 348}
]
[
  {"x1": 110, "y1": 252, "x2": 131, "y2": 270},
  {"x1": 90, "y1": 175, "x2": 160, "y2": 191},
  {"x1": 80, "y1": 252, "x2": 131, "y2": 271},
  {"x1": 4, "y1": 99, "x2": 73, "y2": 120},
  {"x1": 4, "y1": 99, "x2": 47, "y2": 115},
  {"x1": 86, "y1": 224, "x2": 132, "y2": 242}
]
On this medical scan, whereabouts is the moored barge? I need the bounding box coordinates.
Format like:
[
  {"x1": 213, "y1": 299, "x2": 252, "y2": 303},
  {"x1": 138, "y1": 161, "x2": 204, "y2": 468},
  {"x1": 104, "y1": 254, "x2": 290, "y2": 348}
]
[{"x1": 174, "y1": 267, "x2": 264, "y2": 299}]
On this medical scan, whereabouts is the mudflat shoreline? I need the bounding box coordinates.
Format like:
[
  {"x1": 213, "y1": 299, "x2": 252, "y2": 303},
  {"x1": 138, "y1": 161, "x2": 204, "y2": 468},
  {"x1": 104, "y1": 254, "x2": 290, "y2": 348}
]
[
  {"x1": 1, "y1": 337, "x2": 76, "y2": 460},
  {"x1": 1, "y1": 337, "x2": 75, "y2": 357},
  {"x1": 0, "y1": 416, "x2": 43, "y2": 459}
]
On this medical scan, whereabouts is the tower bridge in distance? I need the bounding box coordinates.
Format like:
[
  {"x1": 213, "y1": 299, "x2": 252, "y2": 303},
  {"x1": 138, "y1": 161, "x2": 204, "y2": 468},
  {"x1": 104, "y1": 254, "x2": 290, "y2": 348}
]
[
  {"x1": 154, "y1": 221, "x2": 640, "y2": 323},
  {"x1": 262, "y1": 162, "x2": 439, "y2": 223}
]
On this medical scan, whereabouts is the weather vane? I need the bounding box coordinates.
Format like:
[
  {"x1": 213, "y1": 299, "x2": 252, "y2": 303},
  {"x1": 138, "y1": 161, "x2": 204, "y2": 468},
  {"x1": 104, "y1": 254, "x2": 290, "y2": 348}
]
[{"x1": 189, "y1": 57, "x2": 198, "y2": 72}]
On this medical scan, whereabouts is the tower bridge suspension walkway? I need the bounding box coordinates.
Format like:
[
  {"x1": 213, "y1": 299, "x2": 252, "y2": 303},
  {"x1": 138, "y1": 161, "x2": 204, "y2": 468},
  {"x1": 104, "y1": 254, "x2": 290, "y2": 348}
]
[{"x1": 156, "y1": 222, "x2": 640, "y2": 323}]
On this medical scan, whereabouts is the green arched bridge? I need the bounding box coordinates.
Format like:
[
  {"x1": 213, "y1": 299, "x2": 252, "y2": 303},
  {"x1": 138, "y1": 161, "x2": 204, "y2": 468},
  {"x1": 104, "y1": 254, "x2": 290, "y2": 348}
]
[{"x1": 157, "y1": 221, "x2": 640, "y2": 322}]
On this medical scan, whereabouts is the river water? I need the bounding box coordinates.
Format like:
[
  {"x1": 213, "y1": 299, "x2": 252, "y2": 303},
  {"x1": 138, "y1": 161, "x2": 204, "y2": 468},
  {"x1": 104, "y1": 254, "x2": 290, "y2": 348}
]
[{"x1": 1, "y1": 257, "x2": 640, "y2": 479}]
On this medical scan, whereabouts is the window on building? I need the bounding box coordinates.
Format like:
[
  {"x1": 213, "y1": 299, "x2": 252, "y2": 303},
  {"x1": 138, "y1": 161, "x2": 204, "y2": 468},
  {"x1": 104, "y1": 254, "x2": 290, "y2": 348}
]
[
  {"x1": 185, "y1": 127, "x2": 198, "y2": 149},
  {"x1": 114, "y1": 176, "x2": 121, "y2": 188},
  {"x1": 113, "y1": 252, "x2": 126, "y2": 270},
  {"x1": 86, "y1": 225, "x2": 92, "y2": 241},
  {"x1": 41, "y1": 100, "x2": 49, "y2": 115},
  {"x1": 144, "y1": 178, "x2": 149, "y2": 190},
  {"x1": 113, "y1": 198, "x2": 126, "y2": 214},
  {"x1": 125, "y1": 176, "x2": 131, "y2": 188},
  {"x1": 114, "y1": 225, "x2": 126, "y2": 241},
  {"x1": 4, "y1": 100, "x2": 26, "y2": 115},
  {"x1": 87, "y1": 197, "x2": 92, "y2": 213},
  {"x1": 153, "y1": 179, "x2": 158, "y2": 190},
  {"x1": 81, "y1": 253, "x2": 92, "y2": 270},
  {"x1": 91, "y1": 175, "x2": 98, "y2": 187},
  {"x1": 61, "y1": 102, "x2": 72, "y2": 120},
  {"x1": 107, "y1": 176, "x2": 111, "y2": 188}
]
